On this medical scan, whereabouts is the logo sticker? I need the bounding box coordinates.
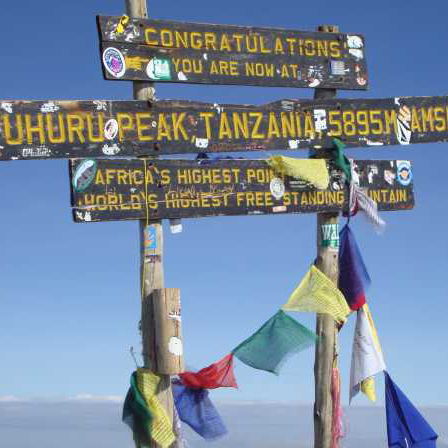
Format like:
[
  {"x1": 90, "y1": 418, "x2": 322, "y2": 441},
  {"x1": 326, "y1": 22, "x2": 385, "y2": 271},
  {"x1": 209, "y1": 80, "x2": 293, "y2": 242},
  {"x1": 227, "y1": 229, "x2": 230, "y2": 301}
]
[
  {"x1": 102, "y1": 143, "x2": 120, "y2": 155},
  {"x1": 102, "y1": 47, "x2": 126, "y2": 78},
  {"x1": 146, "y1": 58, "x2": 172, "y2": 80},
  {"x1": 396, "y1": 104, "x2": 412, "y2": 145},
  {"x1": 144, "y1": 226, "x2": 157, "y2": 250},
  {"x1": 347, "y1": 35, "x2": 363, "y2": 49},
  {"x1": 104, "y1": 119, "x2": 119, "y2": 140},
  {"x1": 397, "y1": 161, "x2": 412, "y2": 186},
  {"x1": 72, "y1": 159, "x2": 97, "y2": 192},
  {"x1": 349, "y1": 48, "x2": 364, "y2": 59},
  {"x1": 270, "y1": 178, "x2": 285, "y2": 200},
  {"x1": 313, "y1": 109, "x2": 327, "y2": 131},
  {"x1": 330, "y1": 60, "x2": 345, "y2": 76},
  {"x1": 321, "y1": 223, "x2": 339, "y2": 250}
]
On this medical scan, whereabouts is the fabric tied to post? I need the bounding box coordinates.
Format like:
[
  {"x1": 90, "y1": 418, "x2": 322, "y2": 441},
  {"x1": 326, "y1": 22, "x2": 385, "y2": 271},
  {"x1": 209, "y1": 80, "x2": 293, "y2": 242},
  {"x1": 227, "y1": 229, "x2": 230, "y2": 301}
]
[
  {"x1": 173, "y1": 406, "x2": 187, "y2": 448},
  {"x1": 136, "y1": 369, "x2": 176, "y2": 448},
  {"x1": 332, "y1": 367, "x2": 345, "y2": 448},
  {"x1": 339, "y1": 224, "x2": 371, "y2": 311},
  {"x1": 122, "y1": 371, "x2": 154, "y2": 448},
  {"x1": 349, "y1": 304, "x2": 386, "y2": 403},
  {"x1": 349, "y1": 160, "x2": 386, "y2": 231},
  {"x1": 267, "y1": 156, "x2": 330, "y2": 190},
  {"x1": 172, "y1": 380, "x2": 228, "y2": 440},
  {"x1": 232, "y1": 310, "x2": 317, "y2": 375},
  {"x1": 282, "y1": 265, "x2": 350, "y2": 324},
  {"x1": 332, "y1": 138, "x2": 352, "y2": 183},
  {"x1": 385, "y1": 371, "x2": 438, "y2": 448},
  {"x1": 179, "y1": 353, "x2": 237, "y2": 390}
]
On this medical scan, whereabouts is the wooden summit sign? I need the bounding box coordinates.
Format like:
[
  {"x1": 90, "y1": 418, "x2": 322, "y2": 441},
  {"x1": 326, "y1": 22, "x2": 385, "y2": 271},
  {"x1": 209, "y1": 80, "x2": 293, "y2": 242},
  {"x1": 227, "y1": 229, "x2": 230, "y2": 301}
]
[
  {"x1": 97, "y1": 16, "x2": 368, "y2": 90},
  {"x1": 70, "y1": 158, "x2": 414, "y2": 222},
  {"x1": 0, "y1": 97, "x2": 447, "y2": 160}
]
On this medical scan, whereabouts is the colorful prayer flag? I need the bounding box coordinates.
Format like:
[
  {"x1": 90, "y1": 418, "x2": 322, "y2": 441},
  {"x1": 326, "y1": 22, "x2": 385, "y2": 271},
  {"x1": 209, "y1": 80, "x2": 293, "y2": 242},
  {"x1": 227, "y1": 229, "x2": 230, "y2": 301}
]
[
  {"x1": 179, "y1": 353, "x2": 237, "y2": 389},
  {"x1": 232, "y1": 310, "x2": 317, "y2": 375},
  {"x1": 122, "y1": 371, "x2": 153, "y2": 448},
  {"x1": 282, "y1": 265, "x2": 350, "y2": 323},
  {"x1": 360, "y1": 376, "x2": 376, "y2": 402},
  {"x1": 136, "y1": 369, "x2": 176, "y2": 448},
  {"x1": 332, "y1": 367, "x2": 345, "y2": 448},
  {"x1": 339, "y1": 224, "x2": 371, "y2": 311},
  {"x1": 172, "y1": 380, "x2": 228, "y2": 440},
  {"x1": 267, "y1": 156, "x2": 329, "y2": 190},
  {"x1": 385, "y1": 371, "x2": 438, "y2": 448},
  {"x1": 349, "y1": 305, "x2": 385, "y2": 403}
]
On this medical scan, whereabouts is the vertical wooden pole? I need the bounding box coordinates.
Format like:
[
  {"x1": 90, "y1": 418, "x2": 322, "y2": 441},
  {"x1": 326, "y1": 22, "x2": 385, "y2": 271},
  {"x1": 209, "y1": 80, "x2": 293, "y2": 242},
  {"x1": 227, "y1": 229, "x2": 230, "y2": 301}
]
[
  {"x1": 125, "y1": 1, "x2": 175, "y2": 446},
  {"x1": 313, "y1": 24, "x2": 339, "y2": 448}
]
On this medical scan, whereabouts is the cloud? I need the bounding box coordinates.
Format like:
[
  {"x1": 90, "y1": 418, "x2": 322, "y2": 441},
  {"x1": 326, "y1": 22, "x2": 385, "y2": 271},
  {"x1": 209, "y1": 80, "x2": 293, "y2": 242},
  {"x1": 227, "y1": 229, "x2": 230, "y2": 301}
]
[
  {"x1": 0, "y1": 399, "x2": 446, "y2": 448},
  {"x1": 0, "y1": 395, "x2": 24, "y2": 402},
  {"x1": 68, "y1": 394, "x2": 124, "y2": 403}
]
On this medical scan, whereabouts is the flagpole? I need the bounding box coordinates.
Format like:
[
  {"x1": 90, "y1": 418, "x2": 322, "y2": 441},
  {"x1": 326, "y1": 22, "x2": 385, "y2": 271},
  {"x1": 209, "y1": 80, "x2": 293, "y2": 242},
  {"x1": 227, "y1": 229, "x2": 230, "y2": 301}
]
[{"x1": 313, "y1": 24, "x2": 339, "y2": 448}]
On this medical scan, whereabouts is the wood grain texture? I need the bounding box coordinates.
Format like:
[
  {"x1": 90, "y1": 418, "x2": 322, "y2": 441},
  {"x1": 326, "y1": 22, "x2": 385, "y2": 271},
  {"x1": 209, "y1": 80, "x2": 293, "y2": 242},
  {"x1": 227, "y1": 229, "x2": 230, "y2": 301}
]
[
  {"x1": 150, "y1": 288, "x2": 184, "y2": 374},
  {"x1": 1, "y1": 96, "x2": 446, "y2": 160},
  {"x1": 313, "y1": 24, "x2": 338, "y2": 448},
  {"x1": 126, "y1": 2, "x2": 174, "y2": 446},
  {"x1": 69, "y1": 158, "x2": 414, "y2": 223},
  {"x1": 97, "y1": 16, "x2": 368, "y2": 90}
]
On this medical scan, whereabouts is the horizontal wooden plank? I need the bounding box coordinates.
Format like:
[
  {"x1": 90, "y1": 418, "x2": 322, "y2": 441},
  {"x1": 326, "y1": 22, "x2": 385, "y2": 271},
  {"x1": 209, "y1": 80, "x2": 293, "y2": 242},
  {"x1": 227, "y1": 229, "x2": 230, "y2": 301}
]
[
  {"x1": 70, "y1": 158, "x2": 414, "y2": 223},
  {"x1": 97, "y1": 16, "x2": 368, "y2": 90},
  {"x1": 0, "y1": 97, "x2": 446, "y2": 160}
]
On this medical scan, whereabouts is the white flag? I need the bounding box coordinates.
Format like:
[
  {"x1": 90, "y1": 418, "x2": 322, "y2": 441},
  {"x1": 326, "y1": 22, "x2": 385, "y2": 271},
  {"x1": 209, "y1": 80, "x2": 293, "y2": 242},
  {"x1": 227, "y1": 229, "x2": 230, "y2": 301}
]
[{"x1": 349, "y1": 304, "x2": 386, "y2": 403}]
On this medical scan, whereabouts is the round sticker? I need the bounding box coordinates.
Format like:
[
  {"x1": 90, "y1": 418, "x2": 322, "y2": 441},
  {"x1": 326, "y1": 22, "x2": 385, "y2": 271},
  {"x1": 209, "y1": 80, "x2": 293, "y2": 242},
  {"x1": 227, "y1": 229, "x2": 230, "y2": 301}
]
[
  {"x1": 146, "y1": 58, "x2": 172, "y2": 81},
  {"x1": 347, "y1": 35, "x2": 363, "y2": 49},
  {"x1": 72, "y1": 159, "x2": 97, "y2": 192},
  {"x1": 397, "y1": 161, "x2": 412, "y2": 186},
  {"x1": 102, "y1": 47, "x2": 126, "y2": 78},
  {"x1": 168, "y1": 337, "x2": 183, "y2": 356},
  {"x1": 102, "y1": 143, "x2": 120, "y2": 155},
  {"x1": 270, "y1": 177, "x2": 285, "y2": 200},
  {"x1": 104, "y1": 119, "x2": 119, "y2": 140}
]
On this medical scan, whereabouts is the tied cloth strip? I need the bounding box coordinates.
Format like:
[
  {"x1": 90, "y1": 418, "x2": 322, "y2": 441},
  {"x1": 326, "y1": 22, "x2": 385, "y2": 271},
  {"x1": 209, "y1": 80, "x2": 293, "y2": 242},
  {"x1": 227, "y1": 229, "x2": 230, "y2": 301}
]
[
  {"x1": 282, "y1": 265, "x2": 350, "y2": 324},
  {"x1": 122, "y1": 371, "x2": 153, "y2": 448},
  {"x1": 136, "y1": 369, "x2": 176, "y2": 448},
  {"x1": 232, "y1": 310, "x2": 317, "y2": 375},
  {"x1": 267, "y1": 156, "x2": 330, "y2": 190},
  {"x1": 179, "y1": 353, "x2": 237, "y2": 390},
  {"x1": 349, "y1": 304, "x2": 386, "y2": 403},
  {"x1": 349, "y1": 160, "x2": 386, "y2": 232},
  {"x1": 385, "y1": 371, "x2": 438, "y2": 448},
  {"x1": 332, "y1": 138, "x2": 386, "y2": 231},
  {"x1": 338, "y1": 224, "x2": 371, "y2": 311},
  {"x1": 332, "y1": 366, "x2": 345, "y2": 448},
  {"x1": 172, "y1": 380, "x2": 228, "y2": 440}
]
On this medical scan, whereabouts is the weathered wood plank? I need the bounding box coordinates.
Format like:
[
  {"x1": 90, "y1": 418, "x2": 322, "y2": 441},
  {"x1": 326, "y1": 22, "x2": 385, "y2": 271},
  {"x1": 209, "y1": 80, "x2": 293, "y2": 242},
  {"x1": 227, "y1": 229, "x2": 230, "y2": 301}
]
[
  {"x1": 69, "y1": 158, "x2": 414, "y2": 222},
  {"x1": 97, "y1": 16, "x2": 368, "y2": 90},
  {"x1": 0, "y1": 97, "x2": 447, "y2": 160}
]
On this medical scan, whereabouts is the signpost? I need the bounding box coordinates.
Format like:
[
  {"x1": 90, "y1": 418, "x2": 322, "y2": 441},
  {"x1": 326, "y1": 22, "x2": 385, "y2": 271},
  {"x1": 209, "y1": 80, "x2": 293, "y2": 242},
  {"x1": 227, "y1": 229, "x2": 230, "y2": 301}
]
[
  {"x1": 69, "y1": 158, "x2": 414, "y2": 222},
  {"x1": 0, "y1": 2, "x2": 434, "y2": 448},
  {"x1": 97, "y1": 16, "x2": 368, "y2": 90},
  {"x1": 1, "y1": 96, "x2": 448, "y2": 160}
]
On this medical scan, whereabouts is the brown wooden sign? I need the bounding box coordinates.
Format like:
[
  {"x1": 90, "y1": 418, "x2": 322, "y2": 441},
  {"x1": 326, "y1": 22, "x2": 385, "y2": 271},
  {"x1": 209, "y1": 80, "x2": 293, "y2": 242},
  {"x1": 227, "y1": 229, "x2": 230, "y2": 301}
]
[
  {"x1": 0, "y1": 97, "x2": 447, "y2": 160},
  {"x1": 97, "y1": 16, "x2": 368, "y2": 90},
  {"x1": 70, "y1": 158, "x2": 414, "y2": 223}
]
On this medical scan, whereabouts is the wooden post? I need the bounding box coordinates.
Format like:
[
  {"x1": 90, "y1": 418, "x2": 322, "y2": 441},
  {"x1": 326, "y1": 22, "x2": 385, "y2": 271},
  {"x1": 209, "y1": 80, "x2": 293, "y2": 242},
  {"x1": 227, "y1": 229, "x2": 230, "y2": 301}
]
[
  {"x1": 125, "y1": 1, "x2": 176, "y2": 446},
  {"x1": 150, "y1": 288, "x2": 184, "y2": 374},
  {"x1": 313, "y1": 24, "x2": 339, "y2": 448}
]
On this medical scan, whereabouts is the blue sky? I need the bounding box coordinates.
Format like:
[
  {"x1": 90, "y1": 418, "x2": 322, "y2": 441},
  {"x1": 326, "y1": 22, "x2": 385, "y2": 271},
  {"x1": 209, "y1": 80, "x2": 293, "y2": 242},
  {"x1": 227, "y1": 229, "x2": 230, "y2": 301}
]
[{"x1": 1, "y1": 0, "x2": 448, "y2": 445}]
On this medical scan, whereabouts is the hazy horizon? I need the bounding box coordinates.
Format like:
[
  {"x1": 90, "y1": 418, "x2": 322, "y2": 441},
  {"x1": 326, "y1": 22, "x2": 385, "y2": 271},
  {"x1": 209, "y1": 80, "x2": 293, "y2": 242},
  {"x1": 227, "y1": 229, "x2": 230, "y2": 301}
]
[{"x1": 1, "y1": 397, "x2": 447, "y2": 448}]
